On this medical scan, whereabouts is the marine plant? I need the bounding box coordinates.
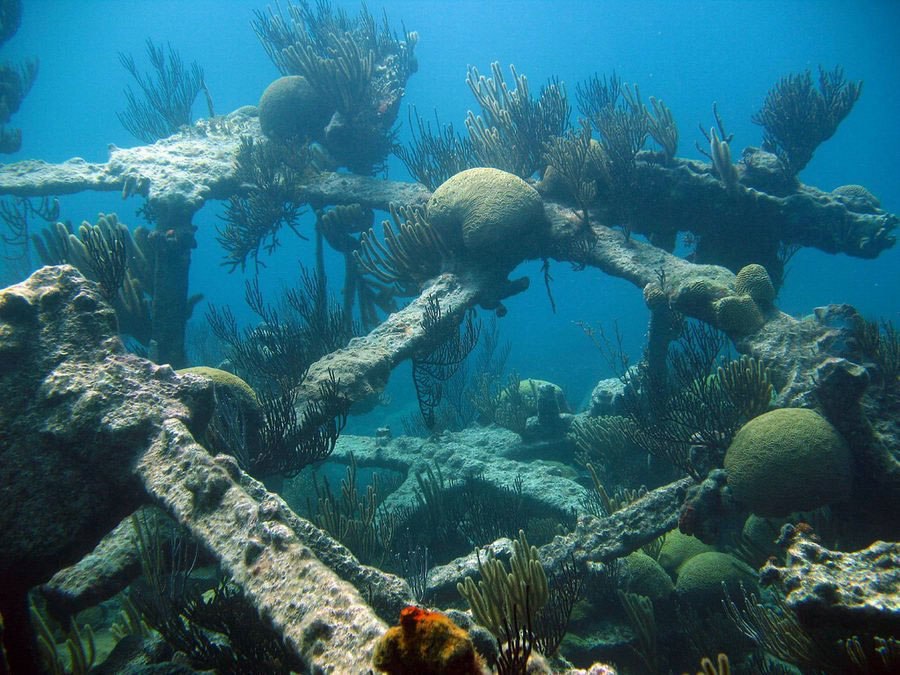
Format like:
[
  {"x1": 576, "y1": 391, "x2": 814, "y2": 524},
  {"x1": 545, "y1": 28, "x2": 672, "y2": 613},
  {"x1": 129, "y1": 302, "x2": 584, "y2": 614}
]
[
  {"x1": 709, "y1": 127, "x2": 739, "y2": 194},
  {"x1": 354, "y1": 204, "x2": 457, "y2": 288},
  {"x1": 205, "y1": 271, "x2": 352, "y2": 478},
  {"x1": 307, "y1": 453, "x2": 397, "y2": 566},
  {"x1": 688, "y1": 653, "x2": 731, "y2": 675},
  {"x1": 582, "y1": 320, "x2": 774, "y2": 479},
  {"x1": 252, "y1": 372, "x2": 349, "y2": 478},
  {"x1": 0, "y1": 195, "x2": 57, "y2": 280},
  {"x1": 853, "y1": 315, "x2": 900, "y2": 394},
  {"x1": 618, "y1": 591, "x2": 659, "y2": 673},
  {"x1": 395, "y1": 108, "x2": 478, "y2": 190},
  {"x1": 576, "y1": 73, "x2": 670, "y2": 236},
  {"x1": 752, "y1": 65, "x2": 862, "y2": 176},
  {"x1": 465, "y1": 62, "x2": 570, "y2": 179},
  {"x1": 411, "y1": 295, "x2": 480, "y2": 429},
  {"x1": 532, "y1": 555, "x2": 584, "y2": 658},
  {"x1": 315, "y1": 203, "x2": 387, "y2": 327},
  {"x1": 398, "y1": 315, "x2": 511, "y2": 435},
  {"x1": 31, "y1": 213, "x2": 160, "y2": 349},
  {"x1": 79, "y1": 217, "x2": 128, "y2": 301},
  {"x1": 29, "y1": 600, "x2": 96, "y2": 675},
  {"x1": 725, "y1": 580, "x2": 900, "y2": 673},
  {"x1": 457, "y1": 530, "x2": 549, "y2": 672},
  {"x1": 126, "y1": 509, "x2": 302, "y2": 673},
  {"x1": 722, "y1": 583, "x2": 829, "y2": 671},
  {"x1": 218, "y1": 136, "x2": 310, "y2": 272},
  {"x1": 543, "y1": 118, "x2": 600, "y2": 223},
  {"x1": 117, "y1": 38, "x2": 207, "y2": 143}
]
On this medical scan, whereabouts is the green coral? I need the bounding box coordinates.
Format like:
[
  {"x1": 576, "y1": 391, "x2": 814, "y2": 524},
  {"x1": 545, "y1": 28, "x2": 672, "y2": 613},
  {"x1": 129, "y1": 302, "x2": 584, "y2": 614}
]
[
  {"x1": 734, "y1": 263, "x2": 776, "y2": 305},
  {"x1": 724, "y1": 408, "x2": 851, "y2": 517},
  {"x1": 258, "y1": 75, "x2": 332, "y2": 142},
  {"x1": 671, "y1": 278, "x2": 720, "y2": 323},
  {"x1": 714, "y1": 294, "x2": 764, "y2": 335},
  {"x1": 177, "y1": 366, "x2": 258, "y2": 407},
  {"x1": 621, "y1": 551, "x2": 674, "y2": 599},
  {"x1": 657, "y1": 530, "x2": 715, "y2": 577},
  {"x1": 675, "y1": 551, "x2": 756, "y2": 605},
  {"x1": 642, "y1": 282, "x2": 668, "y2": 310},
  {"x1": 427, "y1": 167, "x2": 545, "y2": 266}
]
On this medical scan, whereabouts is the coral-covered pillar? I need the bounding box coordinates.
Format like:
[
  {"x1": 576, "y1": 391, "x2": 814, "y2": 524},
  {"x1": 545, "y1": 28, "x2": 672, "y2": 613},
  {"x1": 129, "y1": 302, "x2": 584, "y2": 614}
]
[{"x1": 148, "y1": 199, "x2": 197, "y2": 368}]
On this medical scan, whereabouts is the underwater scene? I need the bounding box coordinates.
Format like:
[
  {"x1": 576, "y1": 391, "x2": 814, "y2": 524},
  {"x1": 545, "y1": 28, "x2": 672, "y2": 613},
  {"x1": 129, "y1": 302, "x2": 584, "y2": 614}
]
[{"x1": 0, "y1": 0, "x2": 898, "y2": 672}]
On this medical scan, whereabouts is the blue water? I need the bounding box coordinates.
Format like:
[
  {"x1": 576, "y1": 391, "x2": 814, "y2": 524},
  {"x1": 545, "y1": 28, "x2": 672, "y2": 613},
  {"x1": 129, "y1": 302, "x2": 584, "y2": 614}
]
[{"x1": 4, "y1": 0, "x2": 899, "y2": 427}]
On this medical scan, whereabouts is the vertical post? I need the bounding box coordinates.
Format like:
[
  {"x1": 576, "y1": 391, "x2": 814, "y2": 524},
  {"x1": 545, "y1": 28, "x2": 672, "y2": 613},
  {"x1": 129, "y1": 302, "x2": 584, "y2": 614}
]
[{"x1": 148, "y1": 199, "x2": 197, "y2": 368}]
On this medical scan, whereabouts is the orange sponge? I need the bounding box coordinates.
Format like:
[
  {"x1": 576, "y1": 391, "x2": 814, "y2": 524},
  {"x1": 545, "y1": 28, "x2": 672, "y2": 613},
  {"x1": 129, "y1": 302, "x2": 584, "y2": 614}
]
[{"x1": 372, "y1": 606, "x2": 486, "y2": 675}]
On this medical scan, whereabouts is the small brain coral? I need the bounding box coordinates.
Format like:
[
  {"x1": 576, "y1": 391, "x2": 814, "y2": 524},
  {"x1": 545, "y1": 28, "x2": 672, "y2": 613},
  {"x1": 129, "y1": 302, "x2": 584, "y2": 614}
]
[
  {"x1": 714, "y1": 294, "x2": 764, "y2": 335},
  {"x1": 831, "y1": 184, "x2": 881, "y2": 213},
  {"x1": 426, "y1": 167, "x2": 545, "y2": 266},
  {"x1": 734, "y1": 263, "x2": 776, "y2": 305},
  {"x1": 373, "y1": 606, "x2": 486, "y2": 675},
  {"x1": 258, "y1": 75, "x2": 333, "y2": 141},
  {"x1": 724, "y1": 407, "x2": 852, "y2": 517}
]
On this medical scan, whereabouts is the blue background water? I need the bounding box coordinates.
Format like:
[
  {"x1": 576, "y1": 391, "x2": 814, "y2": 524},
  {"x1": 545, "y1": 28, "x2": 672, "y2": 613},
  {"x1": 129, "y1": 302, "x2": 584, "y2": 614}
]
[{"x1": 4, "y1": 0, "x2": 899, "y2": 428}]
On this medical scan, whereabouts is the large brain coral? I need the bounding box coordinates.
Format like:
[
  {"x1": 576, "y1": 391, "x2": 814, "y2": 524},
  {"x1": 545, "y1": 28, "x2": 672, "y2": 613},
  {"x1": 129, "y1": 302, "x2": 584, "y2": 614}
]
[
  {"x1": 724, "y1": 408, "x2": 852, "y2": 517},
  {"x1": 258, "y1": 75, "x2": 333, "y2": 141},
  {"x1": 426, "y1": 167, "x2": 545, "y2": 266},
  {"x1": 675, "y1": 551, "x2": 757, "y2": 605}
]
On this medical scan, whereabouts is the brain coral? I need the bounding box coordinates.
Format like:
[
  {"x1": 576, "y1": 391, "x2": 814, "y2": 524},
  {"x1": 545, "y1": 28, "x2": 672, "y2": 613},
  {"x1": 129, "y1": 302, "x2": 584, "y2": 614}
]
[
  {"x1": 734, "y1": 264, "x2": 776, "y2": 305},
  {"x1": 622, "y1": 551, "x2": 675, "y2": 599},
  {"x1": 258, "y1": 75, "x2": 333, "y2": 142},
  {"x1": 831, "y1": 184, "x2": 881, "y2": 213},
  {"x1": 657, "y1": 530, "x2": 715, "y2": 577},
  {"x1": 724, "y1": 408, "x2": 851, "y2": 517},
  {"x1": 675, "y1": 551, "x2": 757, "y2": 605},
  {"x1": 177, "y1": 366, "x2": 258, "y2": 407},
  {"x1": 714, "y1": 294, "x2": 764, "y2": 335},
  {"x1": 426, "y1": 168, "x2": 544, "y2": 263}
]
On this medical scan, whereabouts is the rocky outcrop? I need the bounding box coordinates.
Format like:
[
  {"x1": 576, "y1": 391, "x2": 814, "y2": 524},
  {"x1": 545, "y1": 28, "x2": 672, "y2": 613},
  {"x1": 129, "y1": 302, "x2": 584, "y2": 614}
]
[
  {"x1": 762, "y1": 526, "x2": 900, "y2": 636},
  {"x1": 0, "y1": 266, "x2": 403, "y2": 673},
  {"x1": 0, "y1": 265, "x2": 209, "y2": 669}
]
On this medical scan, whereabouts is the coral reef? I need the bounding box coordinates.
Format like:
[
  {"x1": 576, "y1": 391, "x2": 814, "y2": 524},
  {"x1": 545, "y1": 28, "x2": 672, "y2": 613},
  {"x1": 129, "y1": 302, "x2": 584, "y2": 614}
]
[
  {"x1": 674, "y1": 551, "x2": 756, "y2": 605},
  {"x1": 1, "y1": 32, "x2": 899, "y2": 672},
  {"x1": 733, "y1": 263, "x2": 776, "y2": 305}
]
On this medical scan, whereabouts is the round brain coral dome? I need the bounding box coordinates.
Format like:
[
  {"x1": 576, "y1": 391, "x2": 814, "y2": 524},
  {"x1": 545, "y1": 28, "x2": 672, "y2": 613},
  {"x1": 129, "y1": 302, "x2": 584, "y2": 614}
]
[{"x1": 724, "y1": 407, "x2": 852, "y2": 517}]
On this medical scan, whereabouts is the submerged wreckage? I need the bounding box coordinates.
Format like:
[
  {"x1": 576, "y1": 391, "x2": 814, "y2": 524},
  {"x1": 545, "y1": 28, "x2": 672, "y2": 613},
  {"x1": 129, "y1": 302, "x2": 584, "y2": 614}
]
[{"x1": 1, "y1": 60, "x2": 898, "y2": 672}]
